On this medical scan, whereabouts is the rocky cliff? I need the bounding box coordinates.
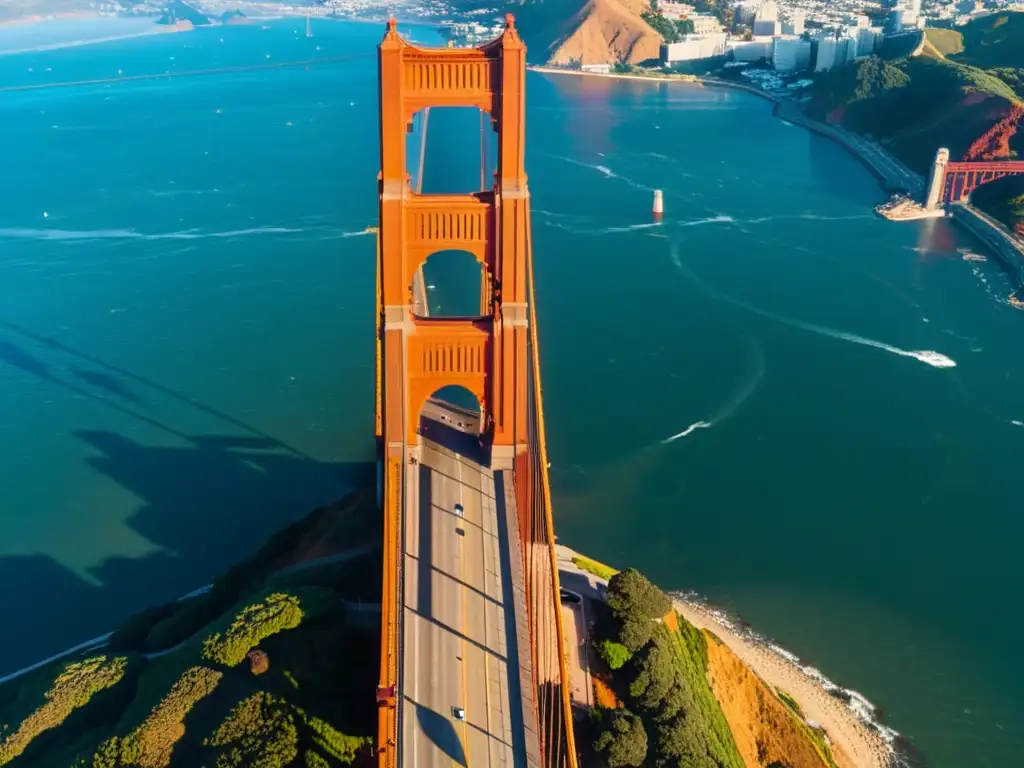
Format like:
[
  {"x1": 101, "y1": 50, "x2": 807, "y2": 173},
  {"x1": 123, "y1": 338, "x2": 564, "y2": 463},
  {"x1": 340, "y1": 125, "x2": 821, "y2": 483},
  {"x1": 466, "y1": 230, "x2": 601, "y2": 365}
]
[{"x1": 514, "y1": 0, "x2": 663, "y2": 66}]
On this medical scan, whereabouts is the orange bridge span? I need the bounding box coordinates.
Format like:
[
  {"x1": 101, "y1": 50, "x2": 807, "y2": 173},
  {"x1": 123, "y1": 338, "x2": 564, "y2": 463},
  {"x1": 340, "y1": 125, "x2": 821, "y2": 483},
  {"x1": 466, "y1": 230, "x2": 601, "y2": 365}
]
[{"x1": 373, "y1": 16, "x2": 579, "y2": 768}]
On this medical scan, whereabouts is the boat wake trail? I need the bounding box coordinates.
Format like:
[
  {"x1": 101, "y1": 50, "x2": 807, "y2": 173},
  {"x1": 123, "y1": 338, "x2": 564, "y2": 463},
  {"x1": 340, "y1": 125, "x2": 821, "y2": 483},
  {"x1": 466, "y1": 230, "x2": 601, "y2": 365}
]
[
  {"x1": 662, "y1": 421, "x2": 713, "y2": 443},
  {"x1": 661, "y1": 243, "x2": 768, "y2": 444},
  {"x1": 547, "y1": 154, "x2": 654, "y2": 192},
  {"x1": 668, "y1": 245, "x2": 957, "y2": 369}
]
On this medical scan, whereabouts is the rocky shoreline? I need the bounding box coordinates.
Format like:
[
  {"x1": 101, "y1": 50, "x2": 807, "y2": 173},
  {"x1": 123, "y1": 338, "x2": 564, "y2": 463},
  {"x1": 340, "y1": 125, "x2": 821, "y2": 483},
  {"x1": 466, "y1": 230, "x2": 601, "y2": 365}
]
[{"x1": 557, "y1": 544, "x2": 903, "y2": 768}]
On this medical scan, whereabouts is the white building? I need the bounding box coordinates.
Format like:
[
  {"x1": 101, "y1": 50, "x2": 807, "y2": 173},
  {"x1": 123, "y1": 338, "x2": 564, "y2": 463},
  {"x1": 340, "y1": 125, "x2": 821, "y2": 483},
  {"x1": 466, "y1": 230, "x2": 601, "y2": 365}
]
[
  {"x1": 581, "y1": 63, "x2": 611, "y2": 73},
  {"x1": 772, "y1": 36, "x2": 811, "y2": 72},
  {"x1": 690, "y1": 14, "x2": 723, "y2": 35},
  {"x1": 782, "y1": 10, "x2": 805, "y2": 36},
  {"x1": 753, "y1": 1, "x2": 780, "y2": 36},
  {"x1": 660, "y1": 1, "x2": 695, "y2": 20},
  {"x1": 662, "y1": 33, "x2": 728, "y2": 63},
  {"x1": 815, "y1": 35, "x2": 839, "y2": 71},
  {"x1": 728, "y1": 39, "x2": 773, "y2": 61}
]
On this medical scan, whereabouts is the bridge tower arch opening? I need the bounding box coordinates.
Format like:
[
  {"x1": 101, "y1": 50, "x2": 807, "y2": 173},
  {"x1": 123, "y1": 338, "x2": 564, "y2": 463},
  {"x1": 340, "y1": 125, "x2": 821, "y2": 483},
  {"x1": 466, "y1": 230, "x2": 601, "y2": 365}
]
[
  {"x1": 414, "y1": 249, "x2": 491, "y2": 319},
  {"x1": 406, "y1": 106, "x2": 498, "y2": 195}
]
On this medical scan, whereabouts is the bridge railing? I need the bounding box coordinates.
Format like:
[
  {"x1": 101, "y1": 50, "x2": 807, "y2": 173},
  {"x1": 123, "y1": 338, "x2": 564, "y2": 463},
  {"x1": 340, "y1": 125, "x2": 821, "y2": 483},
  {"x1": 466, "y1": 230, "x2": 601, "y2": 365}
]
[{"x1": 515, "y1": 204, "x2": 580, "y2": 768}]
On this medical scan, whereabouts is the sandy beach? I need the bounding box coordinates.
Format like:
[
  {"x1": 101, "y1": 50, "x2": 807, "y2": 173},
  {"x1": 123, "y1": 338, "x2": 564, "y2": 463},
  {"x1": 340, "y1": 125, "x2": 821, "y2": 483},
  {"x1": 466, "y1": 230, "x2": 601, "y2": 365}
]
[{"x1": 556, "y1": 545, "x2": 896, "y2": 768}]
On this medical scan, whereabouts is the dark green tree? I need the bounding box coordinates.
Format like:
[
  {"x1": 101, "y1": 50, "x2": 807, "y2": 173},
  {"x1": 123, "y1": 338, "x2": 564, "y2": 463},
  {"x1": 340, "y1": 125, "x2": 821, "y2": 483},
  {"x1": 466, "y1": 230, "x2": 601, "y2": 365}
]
[
  {"x1": 617, "y1": 616, "x2": 654, "y2": 653},
  {"x1": 607, "y1": 568, "x2": 671, "y2": 623},
  {"x1": 628, "y1": 633, "x2": 678, "y2": 710},
  {"x1": 593, "y1": 709, "x2": 648, "y2": 768}
]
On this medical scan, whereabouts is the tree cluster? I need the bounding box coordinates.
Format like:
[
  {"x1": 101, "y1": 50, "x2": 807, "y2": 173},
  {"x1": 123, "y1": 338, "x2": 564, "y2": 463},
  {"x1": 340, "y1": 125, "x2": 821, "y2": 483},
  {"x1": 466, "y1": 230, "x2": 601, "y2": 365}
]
[
  {"x1": 642, "y1": 0, "x2": 695, "y2": 44},
  {"x1": 591, "y1": 569, "x2": 743, "y2": 768}
]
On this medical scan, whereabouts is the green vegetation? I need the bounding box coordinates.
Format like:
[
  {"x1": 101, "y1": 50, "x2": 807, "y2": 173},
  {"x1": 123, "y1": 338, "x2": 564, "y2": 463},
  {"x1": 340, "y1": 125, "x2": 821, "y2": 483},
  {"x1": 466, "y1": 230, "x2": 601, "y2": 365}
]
[
  {"x1": 588, "y1": 568, "x2": 744, "y2": 768},
  {"x1": 641, "y1": 0, "x2": 694, "y2": 44},
  {"x1": 808, "y1": 12, "x2": 1024, "y2": 231},
  {"x1": 572, "y1": 554, "x2": 618, "y2": 581},
  {"x1": 808, "y1": 54, "x2": 1021, "y2": 171},
  {"x1": 949, "y1": 13, "x2": 1024, "y2": 69},
  {"x1": 593, "y1": 709, "x2": 648, "y2": 767},
  {"x1": 0, "y1": 491, "x2": 378, "y2": 767},
  {"x1": 202, "y1": 590, "x2": 329, "y2": 667},
  {"x1": 776, "y1": 688, "x2": 804, "y2": 718},
  {"x1": 923, "y1": 28, "x2": 965, "y2": 58},
  {"x1": 597, "y1": 640, "x2": 633, "y2": 671},
  {"x1": 0, "y1": 656, "x2": 128, "y2": 765}
]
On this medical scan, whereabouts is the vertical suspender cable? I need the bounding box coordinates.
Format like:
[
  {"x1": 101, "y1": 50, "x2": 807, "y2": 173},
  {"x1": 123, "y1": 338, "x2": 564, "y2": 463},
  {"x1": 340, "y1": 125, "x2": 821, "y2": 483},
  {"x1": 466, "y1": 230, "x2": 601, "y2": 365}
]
[
  {"x1": 480, "y1": 108, "x2": 487, "y2": 191},
  {"x1": 416, "y1": 108, "x2": 430, "y2": 195}
]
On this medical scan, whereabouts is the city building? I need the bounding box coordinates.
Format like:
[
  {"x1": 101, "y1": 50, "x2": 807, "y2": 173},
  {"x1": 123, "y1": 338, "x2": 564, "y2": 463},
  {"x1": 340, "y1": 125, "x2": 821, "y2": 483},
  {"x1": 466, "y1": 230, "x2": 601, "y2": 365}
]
[
  {"x1": 753, "y1": 1, "x2": 781, "y2": 36},
  {"x1": 814, "y1": 34, "x2": 838, "y2": 71},
  {"x1": 661, "y1": 33, "x2": 728, "y2": 63},
  {"x1": 691, "y1": 14, "x2": 724, "y2": 34},
  {"x1": 660, "y1": 1, "x2": 696, "y2": 20},
  {"x1": 782, "y1": 10, "x2": 805, "y2": 36},
  {"x1": 581, "y1": 63, "x2": 611, "y2": 73},
  {"x1": 772, "y1": 36, "x2": 811, "y2": 71},
  {"x1": 728, "y1": 38, "x2": 773, "y2": 62}
]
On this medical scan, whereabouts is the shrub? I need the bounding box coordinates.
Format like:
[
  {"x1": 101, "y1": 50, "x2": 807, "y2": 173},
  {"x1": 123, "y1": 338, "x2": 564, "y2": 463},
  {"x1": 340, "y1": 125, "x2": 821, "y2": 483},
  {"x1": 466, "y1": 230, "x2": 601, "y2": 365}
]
[
  {"x1": 305, "y1": 714, "x2": 370, "y2": 764},
  {"x1": 203, "y1": 590, "x2": 331, "y2": 667},
  {"x1": 205, "y1": 692, "x2": 299, "y2": 768},
  {"x1": 593, "y1": 708, "x2": 647, "y2": 767},
  {"x1": 95, "y1": 665, "x2": 223, "y2": 768},
  {"x1": 571, "y1": 556, "x2": 617, "y2": 581},
  {"x1": 0, "y1": 655, "x2": 128, "y2": 765},
  {"x1": 597, "y1": 640, "x2": 632, "y2": 671}
]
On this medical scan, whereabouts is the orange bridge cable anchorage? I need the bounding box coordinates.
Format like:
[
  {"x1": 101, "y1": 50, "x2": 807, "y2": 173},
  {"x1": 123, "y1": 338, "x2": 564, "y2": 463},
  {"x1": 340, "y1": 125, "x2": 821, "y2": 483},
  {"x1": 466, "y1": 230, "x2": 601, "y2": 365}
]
[
  {"x1": 526, "y1": 202, "x2": 579, "y2": 766},
  {"x1": 0, "y1": 53, "x2": 376, "y2": 92}
]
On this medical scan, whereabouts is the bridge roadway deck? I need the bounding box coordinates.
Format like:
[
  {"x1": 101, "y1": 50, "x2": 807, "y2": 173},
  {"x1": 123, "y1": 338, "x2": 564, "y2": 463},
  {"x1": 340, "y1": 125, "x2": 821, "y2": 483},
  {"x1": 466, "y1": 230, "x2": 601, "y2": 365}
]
[{"x1": 399, "y1": 403, "x2": 538, "y2": 768}]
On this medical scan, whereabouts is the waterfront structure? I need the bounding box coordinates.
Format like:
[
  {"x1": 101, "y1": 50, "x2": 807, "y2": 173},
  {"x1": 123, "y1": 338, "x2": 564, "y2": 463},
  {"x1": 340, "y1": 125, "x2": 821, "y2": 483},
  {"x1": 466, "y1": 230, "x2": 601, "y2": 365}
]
[
  {"x1": 375, "y1": 15, "x2": 577, "y2": 768},
  {"x1": 581, "y1": 62, "x2": 611, "y2": 73},
  {"x1": 773, "y1": 36, "x2": 811, "y2": 71}
]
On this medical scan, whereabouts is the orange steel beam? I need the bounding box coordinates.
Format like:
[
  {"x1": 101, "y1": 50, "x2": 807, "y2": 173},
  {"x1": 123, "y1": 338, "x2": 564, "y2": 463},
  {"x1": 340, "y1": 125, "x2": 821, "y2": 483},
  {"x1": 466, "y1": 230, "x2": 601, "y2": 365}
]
[{"x1": 526, "y1": 204, "x2": 579, "y2": 768}]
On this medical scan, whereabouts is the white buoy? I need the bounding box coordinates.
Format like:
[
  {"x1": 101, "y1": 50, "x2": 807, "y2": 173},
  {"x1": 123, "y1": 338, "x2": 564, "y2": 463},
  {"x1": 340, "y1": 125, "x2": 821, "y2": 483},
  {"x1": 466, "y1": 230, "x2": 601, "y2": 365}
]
[{"x1": 653, "y1": 189, "x2": 664, "y2": 222}]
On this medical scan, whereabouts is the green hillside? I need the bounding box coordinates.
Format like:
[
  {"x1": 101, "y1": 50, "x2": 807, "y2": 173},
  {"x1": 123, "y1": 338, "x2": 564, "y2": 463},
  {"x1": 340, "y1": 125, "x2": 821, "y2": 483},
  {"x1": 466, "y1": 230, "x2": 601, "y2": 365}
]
[
  {"x1": 0, "y1": 492, "x2": 380, "y2": 768},
  {"x1": 807, "y1": 34, "x2": 1024, "y2": 232},
  {"x1": 807, "y1": 55, "x2": 1020, "y2": 172},
  {"x1": 950, "y1": 12, "x2": 1024, "y2": 69}
]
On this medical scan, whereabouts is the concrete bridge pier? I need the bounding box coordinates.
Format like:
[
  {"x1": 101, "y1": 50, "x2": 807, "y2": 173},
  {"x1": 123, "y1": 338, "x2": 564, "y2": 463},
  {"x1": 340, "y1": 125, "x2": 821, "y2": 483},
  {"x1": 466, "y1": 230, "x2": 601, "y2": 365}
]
[{"x1": 926, "y1": 147, "x2": 950, "y2": 211}]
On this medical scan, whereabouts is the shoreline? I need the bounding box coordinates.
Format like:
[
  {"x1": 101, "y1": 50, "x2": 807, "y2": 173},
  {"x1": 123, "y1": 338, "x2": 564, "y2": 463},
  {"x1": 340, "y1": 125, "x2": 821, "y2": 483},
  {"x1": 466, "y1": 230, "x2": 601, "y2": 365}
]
[
  {"x1": 556, "y1": 544, "x2": 900, "y2": 768},
  {"x1": 531, "y1": 64, "x2": 1024, "y2": 282}
]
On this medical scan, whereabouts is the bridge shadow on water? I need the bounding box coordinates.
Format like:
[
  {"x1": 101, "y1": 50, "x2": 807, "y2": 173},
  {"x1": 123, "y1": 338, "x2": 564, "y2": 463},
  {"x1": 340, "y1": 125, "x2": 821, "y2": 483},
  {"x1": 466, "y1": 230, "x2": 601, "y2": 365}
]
[{"x1": 0, "y1": 324, "x2": 373, "y2": 677}]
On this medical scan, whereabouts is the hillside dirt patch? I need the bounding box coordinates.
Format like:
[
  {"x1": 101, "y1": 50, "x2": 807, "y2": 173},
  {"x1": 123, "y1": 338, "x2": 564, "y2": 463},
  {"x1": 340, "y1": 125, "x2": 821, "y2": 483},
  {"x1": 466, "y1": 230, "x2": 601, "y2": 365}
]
[{"x1": 704, "y1": 632, "x2": 840, "y2": 768}]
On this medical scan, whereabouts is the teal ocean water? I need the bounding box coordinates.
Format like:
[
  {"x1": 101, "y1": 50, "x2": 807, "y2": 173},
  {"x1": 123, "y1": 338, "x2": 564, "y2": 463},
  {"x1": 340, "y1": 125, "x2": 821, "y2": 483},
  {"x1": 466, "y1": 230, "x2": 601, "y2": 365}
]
[{"x1": 2, "y1": 18, "x2": 1023, "y2": 767}]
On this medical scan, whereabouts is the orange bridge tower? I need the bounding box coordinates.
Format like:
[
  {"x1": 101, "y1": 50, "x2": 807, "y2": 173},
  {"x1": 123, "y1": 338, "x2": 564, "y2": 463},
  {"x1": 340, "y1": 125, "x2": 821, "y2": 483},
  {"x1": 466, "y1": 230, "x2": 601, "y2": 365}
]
[{"x1": 375, "y1": 16, "x2": 530, "y2": 463}]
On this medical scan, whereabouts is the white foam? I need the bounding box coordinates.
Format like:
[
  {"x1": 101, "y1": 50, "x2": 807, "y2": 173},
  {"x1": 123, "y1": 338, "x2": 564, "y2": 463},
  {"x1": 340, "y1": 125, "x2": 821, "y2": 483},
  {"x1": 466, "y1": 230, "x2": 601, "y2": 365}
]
[{"x1": 661, "y1": 420, "x2": 712, "y2": 443}]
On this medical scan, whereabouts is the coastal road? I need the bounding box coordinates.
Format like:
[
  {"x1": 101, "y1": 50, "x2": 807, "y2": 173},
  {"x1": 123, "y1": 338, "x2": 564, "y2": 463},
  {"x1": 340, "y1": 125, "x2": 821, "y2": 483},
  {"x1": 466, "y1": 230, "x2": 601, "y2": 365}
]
[{"x1": 400, "y1": 405, "x2": 526, "y2": 767}]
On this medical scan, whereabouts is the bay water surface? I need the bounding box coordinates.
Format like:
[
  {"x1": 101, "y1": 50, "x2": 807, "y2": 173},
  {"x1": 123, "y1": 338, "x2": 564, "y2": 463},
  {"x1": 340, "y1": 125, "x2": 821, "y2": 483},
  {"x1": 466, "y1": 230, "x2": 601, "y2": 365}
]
[{"x1": 1, "y1": 18, "x2": 1022, "y2": 767}]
